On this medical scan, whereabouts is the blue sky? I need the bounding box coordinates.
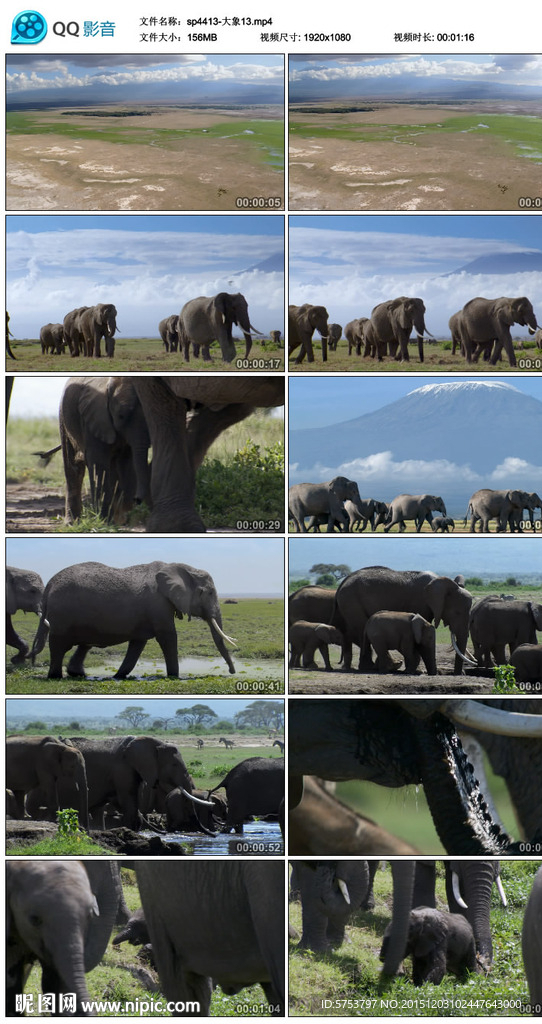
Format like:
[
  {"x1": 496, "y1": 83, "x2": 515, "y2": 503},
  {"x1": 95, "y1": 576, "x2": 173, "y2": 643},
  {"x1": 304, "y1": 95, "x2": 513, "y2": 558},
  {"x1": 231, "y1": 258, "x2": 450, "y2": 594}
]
[
  {"x1": 289, "y1": 537, "x2": 542, "y2": 580},
  {"x1": 289, "y1": 215, "x2": 542, "y2": 336},
  {"x1": 7, "y1": 215, "x2": 284, "y2": 338},
  {"x1": 6, "y1": 697, "x2": 284, "y2": 723},
  {"x1": 6, "y1": 537, "x2": 285, "y2": 597},
  {"x1": 289, "y1": 375, "x2": 542, "y2": 430},
  {"x1": 7, "y1": 54, "x2": 284, "y2": 103},
  {"x1": 289, "y1": 54, "x2": 542, "y2": 100}
]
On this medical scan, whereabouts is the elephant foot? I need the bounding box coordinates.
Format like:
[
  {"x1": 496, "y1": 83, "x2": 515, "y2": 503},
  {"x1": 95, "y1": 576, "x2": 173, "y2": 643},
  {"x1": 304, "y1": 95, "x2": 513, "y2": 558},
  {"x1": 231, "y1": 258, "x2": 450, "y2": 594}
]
[
  {"x1": 66, "y1": 668, "x2": 87, "y2": 678},
  {"x1": 10, "y1": 650, "x2": 28, "y2": 665}
]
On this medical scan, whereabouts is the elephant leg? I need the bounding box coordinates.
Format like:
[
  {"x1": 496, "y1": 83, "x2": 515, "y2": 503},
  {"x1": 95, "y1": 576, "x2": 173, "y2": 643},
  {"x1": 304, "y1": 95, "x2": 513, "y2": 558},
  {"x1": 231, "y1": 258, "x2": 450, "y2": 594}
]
[
  {"x1": 62, "y1": 437, "x2": 86, "y2": 522},
  {"x1": 302, "y1": 640, "x2": 319, "y2": 670},
  {"x1": 155, "y1": 631, "x2": 180, "y2": 677},
  {"x1": 319, "y1": 642, "x2": 333, "y2": 672},
  {"x1": 66, "y1": 644, "x2": 91, "y2": 677},
  {"x1": 289, "y1": 644, "x2": 301, "y2": 668},
  {"x1": 47, "y1": 636, "x2": 72, "y2": 678},
  {"x1": 404, "y1": 649, "x2": 421, "y2": 674},
  {"x1": 7, "y1": 616, "x2": 29, "y2": 663},
  {"x1": 113, "y1": 639, "x2": 148, "y2": 679}
]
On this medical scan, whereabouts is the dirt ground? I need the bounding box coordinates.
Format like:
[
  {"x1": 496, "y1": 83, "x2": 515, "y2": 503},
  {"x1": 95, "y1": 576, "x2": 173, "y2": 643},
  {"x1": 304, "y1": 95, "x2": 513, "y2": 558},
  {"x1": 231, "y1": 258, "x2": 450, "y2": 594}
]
[
  {"x1": 6, "y1": 483, "x2": 65, "y2": 533},
  {"x1": 289, "y1": 102, "x2": 542, "y2": 211},
  {"x1": 289, "y1": 644, "x2": 495, "y2": 694}
]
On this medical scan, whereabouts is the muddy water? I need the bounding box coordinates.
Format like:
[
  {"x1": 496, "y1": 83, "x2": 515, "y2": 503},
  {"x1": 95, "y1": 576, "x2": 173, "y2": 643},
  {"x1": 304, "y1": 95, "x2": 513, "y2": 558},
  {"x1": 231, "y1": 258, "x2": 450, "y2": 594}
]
[
  {"x1": 86, "y1": 656, "x2": 284, "y2": 680},
  {"x1": 143, "y1": 819, "x2": 283, "y2": 856}
]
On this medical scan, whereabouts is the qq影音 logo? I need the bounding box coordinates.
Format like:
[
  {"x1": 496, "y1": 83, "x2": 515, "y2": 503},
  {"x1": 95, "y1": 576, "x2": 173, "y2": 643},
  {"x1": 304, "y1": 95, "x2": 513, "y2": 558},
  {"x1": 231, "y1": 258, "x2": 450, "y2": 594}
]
[{"x1": 11, "y1": 10, "x2": 48, "y2": 43}]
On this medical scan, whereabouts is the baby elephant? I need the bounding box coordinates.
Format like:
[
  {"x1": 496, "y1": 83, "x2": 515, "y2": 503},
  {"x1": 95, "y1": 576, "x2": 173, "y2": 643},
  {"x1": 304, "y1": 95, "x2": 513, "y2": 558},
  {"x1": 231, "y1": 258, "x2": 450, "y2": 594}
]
[
  {"x1": 363, "y1": 611, "x2": 437, "y2": 675},
  {"x1": 431, "y1": 516, "x2": 455, "y2": 533},
  {"x1": 381, "y1": 907, "x2": 477, "y2": 986},
  {"x1": 289, "y1": 620, "x2": 343, "y2": 671},
  {"x1": 509, "y1": 644, "x2": 542, "y2": 683}
]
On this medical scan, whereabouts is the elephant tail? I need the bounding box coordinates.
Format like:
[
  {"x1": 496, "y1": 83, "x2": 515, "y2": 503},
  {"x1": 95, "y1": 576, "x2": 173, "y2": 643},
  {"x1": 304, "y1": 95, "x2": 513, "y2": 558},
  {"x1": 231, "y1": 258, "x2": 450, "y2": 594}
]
[{"x1": 31, "y1": 610, "x2": 50, "y2": 664}]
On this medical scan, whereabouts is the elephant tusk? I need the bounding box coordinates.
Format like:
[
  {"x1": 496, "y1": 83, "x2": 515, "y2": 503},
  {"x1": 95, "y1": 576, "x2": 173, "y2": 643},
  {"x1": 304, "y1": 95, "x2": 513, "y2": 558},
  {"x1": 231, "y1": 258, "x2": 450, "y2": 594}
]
[
  {"x1": 496, "y1": 876, "x2": 508, "y2": 907},
  {"x1": 249, "y1": 322, "x2": 266, "y2": 335},
  {"x1": 211, "y1": 617, "x2": 238, "y2": 648},
  {"x1": 180, "y1": 786, "x2": 215, "y2": 808},
  {"x1": 451, "y1": 634, "x2": 478, "y2": 665},
  {"x1": 439, "y1": 700, "x2": 542, "y2": 737},
  {"x1": 451, "y1": 872, "x2": 468, "y2": 910},
  {"x1": 338, "y1": 879, "x2": 351, "y2": 904}
]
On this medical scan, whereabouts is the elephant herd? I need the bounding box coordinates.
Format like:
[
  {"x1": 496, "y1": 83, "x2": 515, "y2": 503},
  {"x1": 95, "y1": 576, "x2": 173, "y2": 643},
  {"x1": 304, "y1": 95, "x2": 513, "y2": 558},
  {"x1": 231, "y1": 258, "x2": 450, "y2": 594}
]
[
  {"x1": 289, "y1": 568, "x2": 542, "y2": 679},
  {"x1": 34, "y1": 375, "x2": 284, "y2": 532},
  {"x1": 7, "y1": 860, "x2": 285, "y2": 1015},
  {"x1": 289, "y1": 479, "x2": 542, "y2": 534},
  {"x1": 40, "y1": 304, "x2": 118, "y2": 358},
  {"x1": 6, "y1": 732, "x2": 284, "y2": 838},
  {"x1": 288, "y1": 294, "x2": 540, "y2": 366},
  {"x1": 290, "y1": 859, "x2": 542, "y2": 1008}
]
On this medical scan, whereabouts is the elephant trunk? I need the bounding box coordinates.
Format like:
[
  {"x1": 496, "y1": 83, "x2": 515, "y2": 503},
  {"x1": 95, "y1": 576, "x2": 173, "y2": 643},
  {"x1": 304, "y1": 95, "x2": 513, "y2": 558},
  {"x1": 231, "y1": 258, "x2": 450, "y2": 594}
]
[
  {"x1": 208, "y1": 616, "x2": 237, "y2": 674},
  {"x1": 321, "y1": 334, "x2": 328, "y2": 362},
  {"x1": 243, "y1": 332, "x2": 253, "y2": 360},
  {"x1": 31, "y1": 612, "x2": 50, "y2": 664},
  {"x1": 381, "y1": 861, "x2": 416, "y2": 977}
]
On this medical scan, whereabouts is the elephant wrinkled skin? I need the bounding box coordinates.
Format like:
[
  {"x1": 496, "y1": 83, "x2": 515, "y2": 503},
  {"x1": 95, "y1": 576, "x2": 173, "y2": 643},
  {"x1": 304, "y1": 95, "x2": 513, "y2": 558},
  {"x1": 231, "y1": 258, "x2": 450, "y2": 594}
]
[
  {"x1": 6, "y1": 565, "x2": 44, "y2": 664},
  {"x1": 31, "y1": 560, "x2": 236, "y2": 679},
  {"x1": 288, "y1": 303, "x2": 329, "y2": 363}
]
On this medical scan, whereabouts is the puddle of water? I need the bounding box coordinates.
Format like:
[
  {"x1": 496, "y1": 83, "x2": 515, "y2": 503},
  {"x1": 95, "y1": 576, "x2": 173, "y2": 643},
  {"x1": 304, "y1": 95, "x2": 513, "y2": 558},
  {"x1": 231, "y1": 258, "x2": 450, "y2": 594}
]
[
  {"x1": 86, "y1": 656, "x2": 284, "y2": 680},
  {"x1": 142, "y1": 818, "x2": 283, "y2": 856}
]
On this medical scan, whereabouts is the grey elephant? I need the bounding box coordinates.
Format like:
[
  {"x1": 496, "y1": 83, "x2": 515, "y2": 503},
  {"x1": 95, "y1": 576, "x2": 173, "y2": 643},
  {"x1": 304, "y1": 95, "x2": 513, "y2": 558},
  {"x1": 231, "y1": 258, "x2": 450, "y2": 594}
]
[
  {"x1": 431, "y1": 516, "x2": 455, "y2": 533},
  {"x1": 208, "y1": 756, "x2": 284, "y2": 834},
  {"x1": 165, "y1": 786, "x2": 227, "y2": 833},
  {"x1": 55, "y1": 376, "x2": 151, "y2": 523},
  {"x1": 79, "y1": 303, "x2": 118, "y2": 358},
  {"x1": 69, "y1": 734, "x2": 212, "y2": 831},
  {"x1": 6, "y1": 565, "x2": 44, "y2": 664},
  {"x1": 344, "y1": 317, "x2": 369, "y2": 356},
  {"x1": 132, "y1": 376, "x2": 284, "y2": 532},
  {"x1": 327, "y1": 323, "x2": 342, "y2": 351},
  {"x1": 363, "y1": 611, "x2": 437, "y2": 675},
  {"x1": 6, "y1": 734, "x2": 89, "y2": 830},
  {"x1": 40, "y1": 322, "x2": 64, "y2": 355},
  {"x1": 384, "y1": 493, "x2": 447, "y2": 533},
  {"x1": 522, "y1": 867, "x2": 542, "y2": 1015},
  {"x1": 510, "y1": 644, "x2": 542, "y2": 683},
  {"x1": 269, "y1": 329, "x2": 282, "y2": 346},
  {"x1": 136, "y1": 862, "x2": 284, "y2": 1014},
  {"x1": 112, "y1": 906, "x2": 151, "y2": 949},
  {"x1": 158, "y1": 314, "x2": 180, "y2": 352},
  {"x1": 369, "y1": 296, "x2": 433, "y2": 363},
  {"x1": 178, "y1": 292, "x2": 260, "y2": 362},
  {"x1": 288, "y1": 303, "x2": 329, "y2": 363},
  {"x1": 450, "y1": 296, "x2": 539, "y2": 366},
  {"x1": 469, "y1": 596, "x2": 542, "y2": 668},
  {"x1": 7, "y1": 860, "x2": 123, "y2": 1015},
  {"x1": 62, "y1": 305, "x2": 90, "y2": 356},
  {"x1": 31, "y1": 560, "x2": 237, "y2": 678},
  {"x1": 293, "y1": 860, "x2": 370, "y2": 952},
  {"x1": 289, "y1": 619, "x2": 343, "y2": 671},
  {"x1": 289, "y1": 585, "x2": 336, "y2": 626},
  {"x1": 289, "y1": 476, "x2": 364, "y2": 533},
  {"x1": 381, "y1": 907, "x2": 477, "y2": 985},
  {"x1": 305, "y1": 509, "x2": 349, "y2": 533},
  {"x1": 344, "y1": 497, "x2": 389, "y2": 532},
  {"x1": 6, "y1": 311, "x2": 16, "y2": 359},
  {"x1": 466, "y1": 488, "x2": 540, "y2": 533},
  {"x1": 331, "y1": 566, "x2": 473, "y2": 674}
]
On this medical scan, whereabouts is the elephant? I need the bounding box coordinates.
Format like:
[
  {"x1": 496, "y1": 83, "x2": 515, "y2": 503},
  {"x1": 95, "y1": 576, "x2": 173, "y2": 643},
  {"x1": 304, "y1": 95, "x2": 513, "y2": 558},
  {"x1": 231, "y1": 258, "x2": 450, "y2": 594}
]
[
  {"x1": 6, "y1": 565, "x2": 44, "y2": 664},
  {"x1": 56, "y1": 376, "x2": 151, "y2": 522},
  {"x1": 289, "y1": 585, "x2": 336, "y2": 626},
  {"x1": 135, "y1": 862, "x2": 284, "y2": 1014},
  {"x1": 31, "y1": 560, "x2": 237, "y2": 679},
  {"x1": 289, "y1": 476, "x2": 364, "y2": 533},
  {"x1": 510, "y1": 644, "x2": 542, "y2": 683},
  {"x1": 158, "y1": 314, "x2": 180, "y2": 352},
  {"x1": 363, "y1": 611, "x2": 437, "y2": 675},
  {"x1": 289, "y1": 619, "x2": 344, "y2": 671},
  {"x1": 449, "y1": 296, "x2": 540, "y2": 366},
  {"x1": 288, "y1": 303, "x2": 329, "y2": 363},
  {"x1": 78, "y1": 303, "x2": 118, "y2": 358},
  {"x1": 380, "y1": 907, "x2": 477, "y2": 985},
  {"x1": 327, "y1": 323, "x2": 342, "y2": 351},
  {"x1": 522, "y1": 867, "x2": 542, "y2": 1015},
  {"x1": 208, "y1": 756, "x2": 284, "y2": 834},
  {"x1": 289, "y1": 776, "x2": 418, "y2": 855},
  {"x1": 269, "y1": 329, "x2": 282, "y2": 346},
  {"x1": 288, "y1": 697, "x2": 542, "y2": 860},
  {"x1": 178, "y1": 291, "x2": 260, "y2": 362},
  {"x1": 39, "y1": 322, "x2": 64, "y2": 355},
  {"x1": 6, "y1": 734, "x2": 89, "y2": 830},
  {"x1": 466, "y1": 488, "x2": 541, "y2": 533},
  {"x1": 165, "y1": 786, "x2": 227, "y2": 833},
  {"x1": 7, "y1": 860, "x2": 124, "y2": 1016},
  {"x1": 305, "y1": 509, "x2": 349, "y2": 533},
  {"x1": 512, "y1": 491, "x2": 542, "y2": 530},
  {"x1": 68, "y1": 734, "x2": 212, "y2": 831},
  {"x1": 384, "y1": 494, "x2": 447, "y2": 533},
  {"x1": 6, "y1": 310, "x2": 16, "y2": 359},
  {"x1": 112, "y1": 906, "x2": 151, "y2": 948},
  {"x1": 344, "y1": 317, "x2": 369, "y2": 356},
  {"x1": 63, "y1": 305, "x2": 90, "y2": 356},
  {"x1": 431, "y1": 516, "x2": 455, "y2": 533},
  {"x1": 292, "y1": 860, "x2": 370, "y2": 952},
  {"x1": 344, "y1": 497, "x2": 389, "y2": 532},
  {"x1": 469, "y1": 596, "x2": 542, "y2": 669},
  {"x1": 369, "y1": 296, "x2": 433, "y2": 363},
  {"x1": 132, "y1": 376, "x2": 284, "y2": 532},
  {"x1": 330, "y1": 565, "x2": 474, "y2": 674}
]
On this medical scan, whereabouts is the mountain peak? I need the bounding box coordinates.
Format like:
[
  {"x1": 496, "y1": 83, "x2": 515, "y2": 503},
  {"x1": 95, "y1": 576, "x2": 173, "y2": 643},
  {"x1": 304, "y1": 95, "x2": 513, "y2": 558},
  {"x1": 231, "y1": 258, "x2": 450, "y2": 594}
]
[{"x1": 409, "y1": 381, "x2": 521, "y2": 398}]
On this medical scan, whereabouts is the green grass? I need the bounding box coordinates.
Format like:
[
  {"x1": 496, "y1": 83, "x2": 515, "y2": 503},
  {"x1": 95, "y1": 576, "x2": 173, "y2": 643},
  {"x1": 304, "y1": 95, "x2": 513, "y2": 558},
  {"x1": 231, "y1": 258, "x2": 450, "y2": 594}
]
[
  {"x1": 289, "y1": 860, "x2": 538, "y2": 1016},
  {"x1": 288, "y1": 338, "x2": 542, "y2": 374}
]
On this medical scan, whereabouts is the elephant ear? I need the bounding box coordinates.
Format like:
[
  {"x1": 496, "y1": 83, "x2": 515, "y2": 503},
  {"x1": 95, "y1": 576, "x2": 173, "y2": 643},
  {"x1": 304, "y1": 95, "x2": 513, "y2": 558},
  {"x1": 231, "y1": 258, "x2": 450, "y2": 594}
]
[
  {"x1": 156, "y1": 564, "x2": 208, "y2": 619},
  {"x1": 495, "y1": 299, "x2": 515, "y2": 325},
  {"x1": 124, "y1": 736, "x2": 161, "y2": 788},
  {"x1": 411, "y1": 615, "x2": 427, "y2": 646},
  {"x1": 215, "y1": 292, "x2": 236, "y2": 325},
  {"x1": 107, "y1": 378, "x2": 140, "y2": 429},
  {"x1": 79, "y1": 379, "x2": 117, "y2": 444},
  {"x1": 6, "y1": 570, "x2": 18, "y2": 616},
  {"x1": 424, "y1": 577, "x2": 455, "y2": 628},
  {"x1": 389, "y1": 296, "x2": 409, "y2": 328}
]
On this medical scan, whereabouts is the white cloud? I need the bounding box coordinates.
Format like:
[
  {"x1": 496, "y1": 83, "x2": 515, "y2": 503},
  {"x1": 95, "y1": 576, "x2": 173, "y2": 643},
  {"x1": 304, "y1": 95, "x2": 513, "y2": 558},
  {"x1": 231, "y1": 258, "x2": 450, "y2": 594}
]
[
  {"x1": 490, "y1": 457, "x2": 542, "y2": 481},
  {"x1": 289, "y1": 451, "x2": 480, "y2": 487}
]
